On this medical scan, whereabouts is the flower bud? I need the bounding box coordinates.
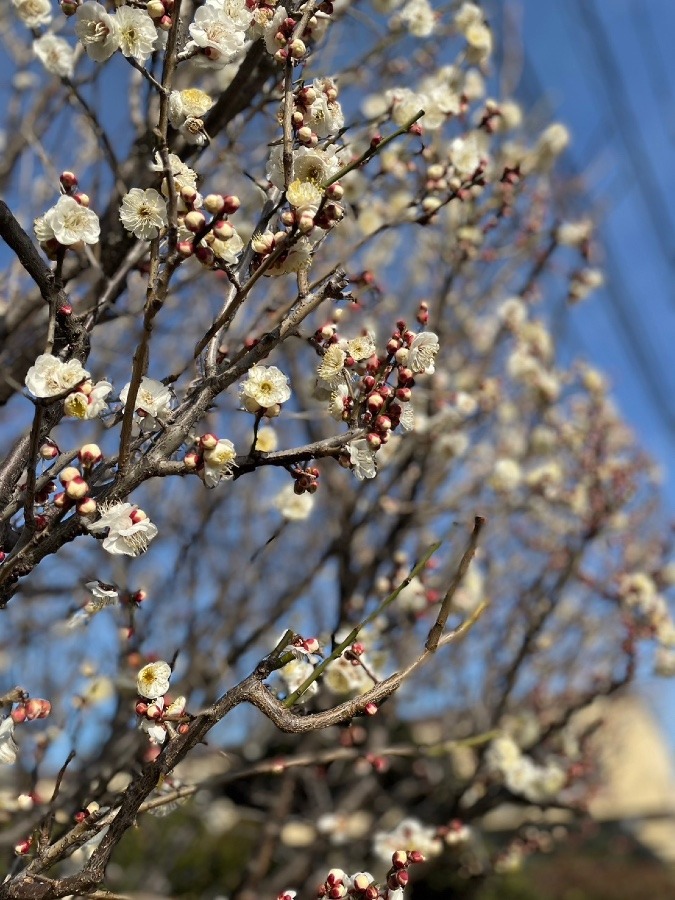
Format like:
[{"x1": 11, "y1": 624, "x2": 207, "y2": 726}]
[
  {"x1": 146, "y1": 0, "x2": 165, "y2": 18},
  {"x1": 195, "y1": 245, "x2": 215, "y2": 267},
  {"x1": 364, "y1": 701, "x2": 378, "y2": 715},
  {"x1": 184, "y1": 210, "x2": 206, "y2": 232},
  {"x1": 59, "y1": 172, "x2": 77, "y2": 189},
  {"x1": 59, "y1": 467, "x2": 80, "y2": 485},
  {"x1": 39, "y1": 441, "x2": 59, "y2": 460},
  {"x1": 177, "y1": 240, "x2": 194, "y2": 257},
  {"x1": 365, "y1": 432, "x2": 381, "y2": 450},
  {"x1": 184, "y1": 450, "x2": 200, "y2": 469},
  {"x1": 14, "y1": 838, "x2": 32, "y2": 856},
  {"x1": 129, "y1": 508, "x2": 148, "y2": 525},
  {"x1": 375, "y1": 415, "x2": 392, "y2": 432},
  {"x1": 367, "y1": 393, "x2": 384, "y2": 413},
  {"x1": 221, "y1": 195, "x2": 240, "y2": 214},
  {"x1": 213, "y1": 220, "x2": 234, "y2": 241},
  {"x1": 11, "y1": 706, "x2": 27, "y2": 724},
  {"x1": 391, "y1": 849, "x2": 408, "y2": 868},
  {"x1": 200, "y1": 433, "x2": 218, "y2": 450},
  {"x1": 65, "y1": 476, "x2": 89, "y2": 500},
  {"x1": 53, "y1": 491, "x2": 70, "y2": 509},
  {"x1": 79, "y1": 443, "x2": 102, "y2": 466},
  {"x1": 288, "y1": 38, "x2": 306, "y2": 59},
  {"x1": 77, "y1": 497, "x2": 97, "y2": 516},
  {"x1": 297, "y1": 125, "x2": 313, "y2": 144}
]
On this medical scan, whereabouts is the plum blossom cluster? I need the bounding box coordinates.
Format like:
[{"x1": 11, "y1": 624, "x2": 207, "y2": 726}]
[
  {"x1": 0, "y1": 692, "x2": 52, "y2": 766},
  {"x1": 184, "y1": 433, "x2": 237, "y2": 488},
  {"x1": 484, "y1": 735, "x2": 568, "y2": 804},
  {"x1": 239, "y1": 365, "x2": 291, "y2": 417},
  {"x1": 75, "y1": 2, "x2": 158, "y2": 64},
  {"x1": 306, "y1": 850, "x2": 425, "y2": 900},
  {"x1": 311, "y1": 309, "x2": 438, "y2": 480},
  {"x1": 34, "y1": 173, "x2": 100, "y2": 253},
  {"x1": 87, "y1": 501, "x2": 158, "y2": 557},
  {"x1": 25, "y1": 353, "x2": 89, "y2": 399},
  {"x1": 135, "y1": 661, "x2": 189, "y2": 745}
]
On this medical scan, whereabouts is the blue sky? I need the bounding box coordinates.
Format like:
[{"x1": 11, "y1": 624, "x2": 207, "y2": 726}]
[{"x1": 511, "y1": 0, "x2": 675, "y2": 741}]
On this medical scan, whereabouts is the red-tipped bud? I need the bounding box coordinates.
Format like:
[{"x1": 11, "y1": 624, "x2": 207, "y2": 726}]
[
  {"x1": 365, "y1": 432, "x2": 381, "y2": 450},
  {"x1": 200, "y1": 433, "x2": 218, "y2": 450},
  {"x1": 59, "y1": 466, "x2": 80, "y2": 485},
  {"x1": 364, "y1": 702, "x2": 378, "y2": 716},
  {"x1": 57, "y1": 303, "x2": 73, "y2": 317},
  {"x1": 77, "y1": 497, "x2": 97, "y2": 516},
  {"x1": 221, "y1": 195, "x2": 241, "y2": 214},
  {"x1": 395, "y1": 387, "x2": 412, "y2": 402},
  {"x1": 130, "y1": 589, "x2": 147, "y2": 604},
  {"x1": 14, "y1": 837, "x2": 32, "y2": 856},
  {"x1": 362, "y1": 375, "x2": 376, "y2": 391},
  {"x1": 177, "y1": 240, "x2": 194, "y2": 257},
  {"x1": 135, "y1": 700, "x2": 149, "y2": 716},
  {"x1": 204, "y1": 193, "x2": 226, "y2": 215},
  {"x1": 391, "y1": 849, "x2": 408, "y2": 868},
  {"x1": 375, "y1": 415, "x2": 392, "y2": 432},
  {"x1": 184, "y1": 210, "x2": 206, "y2": 232},
  {"x1": 65, "y1": 476, "x2": 89, "y2": 500},
  {"x1": 39, "y1": 441, "x2": 60, "y2": 460},
  {"x1": 11, "y1": 706, "x2": 27, "y2": 724},
  {"x1": 367, "y1": 393, "x2": 384, "y2": 413},
  {"x1": 213, "y1": 220, "x2": 234, "y2": 241},
  {"x1": 60, "y1": 171, "x2": 78, "y2": 189},
  {"x1": 79, "y1": 443, "x2": 102, "y2": 466}
]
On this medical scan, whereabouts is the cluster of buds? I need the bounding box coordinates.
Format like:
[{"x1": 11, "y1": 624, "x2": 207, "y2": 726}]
[
  {"x1": 146, "y1": 0, "x2": 174, "y2": 32},
  {"x1": 54, "y1": 451, "x2": 101, "y2": 516},
  {"x1": 185, "y1": 433, "x2": 237, "y2": 487},
  {"x1": 135, "y1": 660, "x2": 189, "y2": 745},
  {"x1": 289, "y1": 464, "x2": 320, "y2": 495},
  {"x1": 312, "y1": 852, "x2": 424, "y2": 899},
  {"x1": 177, "y1": 192, "x2": 241, "y2": 268},
  {"x1": 270, "y1": 15, "x2": 307, "y2": 64},
  {"x1": 11, "y1": 697, "x2": 51, "y2": 724}
]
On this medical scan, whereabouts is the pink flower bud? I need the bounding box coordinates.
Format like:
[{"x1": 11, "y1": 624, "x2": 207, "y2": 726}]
[
  {"x1": 11, "y1": 706, "x2": 27, "y2": 724},
  {"x1": 39, "y1": 441, "x2": 60, "y2": 460},
  {"x1": 183, "y1": 450, "x2": 200, "y2": 470},
  {"x1": 53, "y1": 491, "x2": 69, "y2": 509},
  {"x1": 146, "y1": 0, "x2": 165, "y2": 19},
  {"x1": 213, "y1": 220, "x2": 234, "y2": 241},
  {"x1": 77, "y1": 497, "x2": 97, "y2": 516},
  {"x1": 131, "y1": 589, "x2": 147, "y2": 604},
  {"x1": 391, "y1": 849, "x2": 408, "y2": 868},
  {"x1": 24, "y1": 698, "x2": 44, "y2": 721},
  {"x1": 396, "y1": 387, "x2": 412, "y2": 402},
  {"x1": 129, "y1": 508, "x2": 148, "y2": 525},
  {"x1": 60, "y1": 171, "x2": 78, "y2": 189},
  {"x1": 177, "y1": 240, "x2": 194, "y2": 257},
  {"x1": 367, "y1": 393, "x2": 384, "y2": 413},
  {"x1": 365, "y1": 432, "x2": 381, "y2": 450},
  {"x1": 57, "y1": 303, "x2": 73, "y2": 317},
  {"x1": 221, "y1": 195, "x2": 240, "y2": 214},
  {"x1": 375, "y1": 415, "x2": 392, "y2": 432},
  {"x1": 65, "y1": 476, "x2": 89, "y2": 500},
  {"x1": 288, "y1": 38, "x2": 306, "y2": 59},
  {"x1": 59, "y1": 467, "x2": 80, "y2": 485},
  {"x1": 200, "y1": 433, "x2": 218, "y2": 450},
  {"x1": 195, "y1": 245, "x2": 215, "y2": 267},
  {"x1": 184, "y1": 210, "x2": 206, "y2": 232},
  {"x1": 79, "y1": 443, "x2": 102, "y2": 466},
  {"x1": 14, "y1": 838, "x2": 32, "y2": 856},
  {"x1": 364, "y1": 701, "x2": 378, "y2": 716}
]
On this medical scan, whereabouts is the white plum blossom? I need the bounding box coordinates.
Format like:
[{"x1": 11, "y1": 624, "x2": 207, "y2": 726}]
[
  {"x1": 36, "y1": 196, "x2": 100, "y2": 246},
  {"x1": 305, "y1": 79, "x2": 345, "y2": 137},
  {"x1": 274, "y1": 484, "x2": 315, "y2": 521},
  {"x1": 267, "y1": 144, "x2": 342, "y2": 191},
  {"x1": 385, "y1": 87, "x2": 427, "y2": 127},
  {"x1": 286, "y1": 179, "x2": 323, "y2": 216},
  {"x1": 0, "y1": 718, "x2": 18, "y2": 766},
  {"x1": 168, "y1": 88, "x2": 214, "y2": 129},
  {"x1": 278, "y1": 658, "x2": 318, "y2": 701},
  {"x1": 239, "y1": 366, "x2": 291, "y2": 413},
  {"x1": 33, "y1": 35, "x2": 75, "y2": 79},
  {"x1": 317, "y1": 345, "x2": 347, "y2": 388},
  {"x1": 407, "y1": 331, "x2": 439, "y2": 373},
  {"x1": 345, "y1": 334, "x2": 376, "y2": 362},
  {"x1": 399, "y1": 0, "x2": 435, "y2": 37},
  {"x1": 119, "y1": 376, "x2": 173, "y2": 431},
  {"x1": 202, "y1": 439, "x2": 237, "y2": 487},
  {"x1": 349, "y1": 439, "x2": 377, "y2": 480},
  {"x1": 119, "y1": 188, "x2": 168, "y2": 240},
  {"x1": 75, "y1": 2, "x2": 121, "y2": 62},
  {"x1": 12, "y1": 0, "x2": 52, "y2": 28},
  {"x1": 87, "y1": 501, "x2": 158, "y2": 557},
  {"x1": 115, "y1": 5, "x2": 157, "y2": 63},
  {"x1": 137, "y1": 661, "x2": 171, "y2": 699},
  {"x1": 187, "y1": 4, "x2": 247, "y2": 68},
  {"x1": 261, "y1": 5, "x2": 287, "y2": 54},
  {"x1": 372, "y1": 818, "x2": 443, "y2": 863},
  {"x1": 150, "y1": 152, "x2": 200, "y2": 201},
  {"x1": 449, "y1": 133, "x2": 482, "y2": 180},
  {"x1": 64, "y1": 379, "x2": 112, "y2": 419},
  {"x1": 25, "y1": 354, "x2": 89, "y2": 398},
  {"x1": 328, "y1": 383, "x2": 349, "y2": 421}
]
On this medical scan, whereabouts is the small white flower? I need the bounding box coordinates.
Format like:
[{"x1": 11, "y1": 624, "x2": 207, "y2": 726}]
[
  {"x1": 449, "y1": 133, "x2": 482, "y2": 180},
  {"x1": 346, "y1": 334, "x2": 376, "y2": 362},
  {"x1": 372, "y1": 817, "x2": 442, "y2": 864},
  {"x1": 25, "y1": 353, "x2": 89, "y2": 398},
  {"x1": 278, "y1": 658, "x2": 318, "y2": 701},
  {"x1": 88, "y1": 501, "x2": 158, "y2": 557},
  {"x1": 407, "y1": 331, "x2": 439, "y2": 373},
  {"x1": 274, "y1": 484, "x2": 314, "y2": 521},
  {"x1": 286, "y1": 179, "x2": 323, "y2": 215},
  {"x1": 137, "y1": 660, "x2": 171, "y2": 699},
  {"x1": 211, "y1": 229, "x2": 244, "y2": 264},
  {"x1": 400, "y1": 0, "x2": 435, "y2": 37},
  {"x1": 168, "y1": 88, "x2": 214, "y2": 129},
  {"x1": 119, "y1": 376, "x2": 173, "y2": 431},
  {"x1": 149, "y1": 152, "x2": 200, "y2": 199},
  {"x1": 64, "y1": 380, "x2": 112, "y2": 419},
  {"x1": 140, "y1": 718, "x2": 168, "y2": 745},
  {"x1": 317, "y1": 345, "x2": 347, "y2": 387},
  {"x1": 39, "y1": 196, "x2": 100, "y2": 246},
  {"x1": 33, "y1": 34, "x2": 75, "y2": 79},
  {"x1": 0, "y1": 718, "x2": 18, "y2": 765},
  {"x1": 349, "y1": 439, "x2": 377, "y2": 480},
  {"x1": 75, "y1": 1, "x2": 121, "y2": 63},
  {"x1": 187, "y1": 5, "x2": 247, "y2": 68},
  {"x1": 119, "y1": 188, "x2": 168, "y2": 241},
  {"x1": 261, "y1": 5, "x2": 287, "y2": 54},
  {"x1": 239, "y1": 366, "x2": 291, "y2": 412},
  {"x1": 11, "y1": 0, "x2": 52, "y2": 29},
  {"x1": 115, "y1": 5, "x2": 157, "y2": 63},
  {"x1": 202, "y1": 438, "x2": 237, "y2": 487},
  {"x1": 328, "y1": 383, "x2": 349, "y2": 421}
]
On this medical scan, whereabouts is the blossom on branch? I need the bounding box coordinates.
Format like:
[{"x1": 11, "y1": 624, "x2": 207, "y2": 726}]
[
  {"x1": 0, "y1": 718, "x2": 18, "y2": 766},
  {"x1": 136, "y1": 661, "x2": 171, "y2": 700},
  {"x1": 25, "y1": 354, "x2": 89, "y2": 398},
  {"x1": 35, "y1": 195, "x2": 100, "y2": 246},
  {"x1": 186, "y1": 4, "x2": 248, "y2": 68},
  {"x1": 239, "y1": 366, "x2": 291, "y2": 415},
  {"x1": 119, "y1": 377, "x2": 173, "y2": 431},
  {"x1": 33, "y1": 35, "x2": 75, "y2": 79},
  {"x1": 75, "y1": 2, "x2": 121, "y2": 62},
  {"x1": 115, "y1": 5, "x2": 158, "y2": 63},
  {"x1": 202, "y1": 438, "x2": 237, "y2": 487},
  {"x1": 87, "y1": 501, "x2": 158, "y2": 557},
  {"x1": 11, "y1": 0, "x2": 52, "y2": 28},
  {"x1": 64, "y1": 379, "x2": 112, "y2": 419},
  {"x1": 119, "y1": 188, "x2": 168, "y2": 240}
]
